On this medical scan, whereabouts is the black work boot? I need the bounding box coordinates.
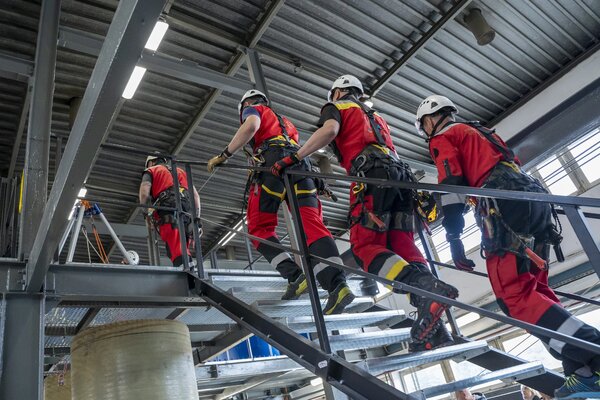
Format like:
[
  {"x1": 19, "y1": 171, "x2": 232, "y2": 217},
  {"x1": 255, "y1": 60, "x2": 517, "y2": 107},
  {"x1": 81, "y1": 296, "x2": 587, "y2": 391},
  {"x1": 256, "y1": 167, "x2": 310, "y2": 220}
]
[
  {"x1": 323, "y1": 282, "x2": 355, "y2": 315},
  {"x1": 409, "y1": 320, "x2": 454, "y2": 352},
  {"x1": 405, "y1": 271, "x2": 458, "y2": 342},
  {"x1": 281, "y1": 273, "x2": 308, "y2": 300}
]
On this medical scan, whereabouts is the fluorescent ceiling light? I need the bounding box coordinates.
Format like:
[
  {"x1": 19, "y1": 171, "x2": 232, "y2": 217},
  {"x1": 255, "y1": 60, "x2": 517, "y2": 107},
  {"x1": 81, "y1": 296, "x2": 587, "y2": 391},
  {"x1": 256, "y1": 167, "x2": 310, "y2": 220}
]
[
  {"x1": 317, "y1": 149, "x2": 326, "y2": 154},
  {"x1": 145, "y1": 20, "x2": 169, "y2": 51},
  {"x1": 78, "y1": 188, "x2": 87, "y2": 198},
  {"x1": 122, "y1": 66, "x2": 147, "y2": 99},
  {"x1": 364, "y1": 100, "x2": 374, "y2": 108}
]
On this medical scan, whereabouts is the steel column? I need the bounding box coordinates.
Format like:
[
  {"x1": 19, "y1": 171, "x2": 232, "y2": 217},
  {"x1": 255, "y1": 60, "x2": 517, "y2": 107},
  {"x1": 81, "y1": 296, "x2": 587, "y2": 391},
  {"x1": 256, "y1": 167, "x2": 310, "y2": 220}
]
[
  {"x1": 25, "y1": 0, "x2": 168, "y2": 291},
  {"x1": 0, "y1": 293, "x2": 44, "y2": 400},
  {"x1": 184, "y1": 164, "x2": 205, "y2": 278},
  {"x1": 416, "y1": 225, "x2": 460, "y2": 335},
  {"x1": 7, "y1": 82, "x2": 32, "y2": 179},
  {"x1": 282, "y1": 174, "x2": 332, "y2": 354},
  {"x1": 19, "y1": 0, "x2": 61, "y2": 261},
  {"x1": 169, "y1": 159, "x2": 190, "y2": 271},
  {"x1": 563, "y1": 205, "x2": 600, "y2": 279},
  {"x1": 245, "y1": 48, "x2": 269, "y2": 95},
  {"x1": 66, "y1": 203, "x2": 85, "y2": 263}
]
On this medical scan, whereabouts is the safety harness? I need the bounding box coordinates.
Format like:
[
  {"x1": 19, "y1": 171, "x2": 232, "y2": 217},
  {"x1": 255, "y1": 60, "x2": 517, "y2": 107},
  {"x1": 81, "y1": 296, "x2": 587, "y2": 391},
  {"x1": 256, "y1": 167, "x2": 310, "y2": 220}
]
[
  {"x1": 442, "y1": 121, "x2": 565, "y2": 267},
  {"x1": 345, "y1": 99, "x2": 419, "y2": 232},
  {"x1": 150, "y1": 167, "x2": 196, "y2": 240}
]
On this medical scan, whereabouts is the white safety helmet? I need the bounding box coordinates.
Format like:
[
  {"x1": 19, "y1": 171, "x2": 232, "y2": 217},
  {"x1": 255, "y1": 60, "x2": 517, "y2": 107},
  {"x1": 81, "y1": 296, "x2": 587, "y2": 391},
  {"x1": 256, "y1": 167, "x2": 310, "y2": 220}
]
[
  {"x1": 145, "y1": 155, "x2": 159, "y2": 168},
  {"x1": 238, "y1": 89, "x2": 269, "y2": 115},
  {"x1": 328, "y1": 75, "x2": 364, "y2": 102},
  {"x1": 415, "y1": 95, "x2": 458, "y2": 136}
]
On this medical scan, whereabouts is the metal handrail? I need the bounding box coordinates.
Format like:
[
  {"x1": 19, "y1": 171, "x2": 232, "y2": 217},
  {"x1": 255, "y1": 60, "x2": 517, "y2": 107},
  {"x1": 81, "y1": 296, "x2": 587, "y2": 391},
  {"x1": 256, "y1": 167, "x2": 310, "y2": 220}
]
[
  {"x1": 198, "y1": 214, "x2": 600, "y2": 355},
  {"x1": 180, "y1": 161, "x2": 600, "y2": 208}
]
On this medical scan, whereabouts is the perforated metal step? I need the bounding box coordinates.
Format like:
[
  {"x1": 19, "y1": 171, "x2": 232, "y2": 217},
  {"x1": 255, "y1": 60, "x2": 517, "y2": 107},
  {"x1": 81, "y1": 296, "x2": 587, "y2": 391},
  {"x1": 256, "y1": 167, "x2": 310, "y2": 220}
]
[
  {"x1": 413, "y1": 362, "x2": 546, "y2": 398},
  {"x1": 284, "y1": 309, "x2": 406, "y2": 332},
  {"x1": 252, "y1": 297, "x2": 375, "y2": 318},
  {"x1": 326, "y1": 328, "x2": 412, "y2": 352},
  {"x1": 364, "y1": 340, "x2": 490, "y2": 375}
]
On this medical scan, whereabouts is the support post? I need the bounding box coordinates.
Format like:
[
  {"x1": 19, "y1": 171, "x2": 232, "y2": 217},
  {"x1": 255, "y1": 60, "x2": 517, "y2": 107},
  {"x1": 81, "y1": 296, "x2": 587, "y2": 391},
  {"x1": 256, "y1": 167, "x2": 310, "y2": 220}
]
[
  {"x1": 245, "y1": 48, "x2": 269, "y2": 95},
  {"x1": 563, "y1": 205, "x2": 600, "y2": 279},
  {"x1": 184, "y1": 163, "x2": 205, "y2": 278},
  {"x1": 19, "y1": 0, "x2": 61, "y2": 261},
  {"x1": 210, "y1": 251, "x2": 218, "y2": 269},
  {"x1": 66, "y1": 203, "x2": 85, "y2": 263},
  {"x1": 96, "y1": 210, "x2": 135, "y2": 264},
  {"x1": 169, "y1": 159, "x2": 190, "y2": 271},
  {"x1": 282, "y1": 173, "x2": 331, "y2": 354},
  {"x1": 0, "y1": 293, "x2": 44, "y2": 400},
  {"x1": 416, "y1": 224, "x2": 461, "y2": 336},
  {"x1": 25, "y1": 0, "x2": 168, "y2": 291}
]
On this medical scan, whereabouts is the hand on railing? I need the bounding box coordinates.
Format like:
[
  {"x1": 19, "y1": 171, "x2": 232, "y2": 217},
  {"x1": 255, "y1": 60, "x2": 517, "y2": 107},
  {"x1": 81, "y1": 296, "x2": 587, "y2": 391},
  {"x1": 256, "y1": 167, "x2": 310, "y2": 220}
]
[
  {"x1": 447, "y1": 233, "x2": 476, "y2": 272},
  {"x1": 271, "y1": 153, "x2": 300, "y2": 177}
]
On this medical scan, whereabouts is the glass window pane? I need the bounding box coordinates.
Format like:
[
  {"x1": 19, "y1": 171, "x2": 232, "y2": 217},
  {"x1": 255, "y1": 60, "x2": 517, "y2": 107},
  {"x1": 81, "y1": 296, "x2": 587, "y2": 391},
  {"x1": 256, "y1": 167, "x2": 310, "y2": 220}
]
[
  {"x1": 536, "y1": 156, "x2": 577, "y2": 195},
  {"x1": 503, "y1": 334, "x2": 562, "y2": 370},
  {"x1": 403, "y1": 364, "x2": 446, "y2": 392},
  {"x1": 569, "y1": 129, "x2": 600, "y2": 184}
]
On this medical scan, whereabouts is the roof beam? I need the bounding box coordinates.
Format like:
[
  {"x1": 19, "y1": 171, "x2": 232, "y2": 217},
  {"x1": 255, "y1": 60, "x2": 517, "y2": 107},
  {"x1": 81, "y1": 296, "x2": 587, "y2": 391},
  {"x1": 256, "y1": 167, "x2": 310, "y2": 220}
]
[
  {"x1": 58, "y1": 26, "x2": 253, "y2": 94},
  {"x1": 0, "y1": 53, "x2": 33, "y2": 81},
  {"x1": 25, "y1": 0, "x2": 168, "y2": 291},
  {"x1": 368, "y1": 0, "x2": 472, "y2": 97},
  {"x1": 169, "y1": 0, "x2": 286, "y2": 156}
]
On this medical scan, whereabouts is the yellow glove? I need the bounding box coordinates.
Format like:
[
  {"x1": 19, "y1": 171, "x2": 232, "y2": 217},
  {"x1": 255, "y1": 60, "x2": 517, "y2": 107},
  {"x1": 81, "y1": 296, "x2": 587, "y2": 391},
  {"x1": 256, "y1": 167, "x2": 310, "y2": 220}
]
[{"x1": 207, "y1": 147, "x2": 232, "y2": 173}]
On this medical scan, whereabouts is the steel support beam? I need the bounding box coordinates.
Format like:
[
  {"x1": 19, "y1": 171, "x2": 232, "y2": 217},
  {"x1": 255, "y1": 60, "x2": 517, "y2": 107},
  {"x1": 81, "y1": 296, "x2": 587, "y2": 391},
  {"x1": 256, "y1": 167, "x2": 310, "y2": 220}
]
[
  {"x1": 138, "y1": 52, "x2": 252, "y2": 94},
  {"x1": 47, "y1": 264, "x2": 190, "y2": 299},
  {"x1": 7, "y1": 82, "x2": 32, "y2": 178},
  {"x1": 25, "y1": 0, "x2": 168, "y2": 291},
  {"x1": 193, "y1": 327, "x2": 252, "y2": 363},
  {"x1": 564, "y1": 205, "x2": 600, "y2": 280},
  {"x1": 0, "y1": 53, "x2": 33, "y2": 81},
  {"x1": 0, "y1": 294, "x2": 44, "y2": 400},
  {"x1": 88, "y1": 221, "x2": 147, "y2": 238},
  {"x1": 19, "y1": 0, "x2": 61, "y2": 261},
  {"x1": 368, "y1": 0, "x2": 472, "y2": 96}
]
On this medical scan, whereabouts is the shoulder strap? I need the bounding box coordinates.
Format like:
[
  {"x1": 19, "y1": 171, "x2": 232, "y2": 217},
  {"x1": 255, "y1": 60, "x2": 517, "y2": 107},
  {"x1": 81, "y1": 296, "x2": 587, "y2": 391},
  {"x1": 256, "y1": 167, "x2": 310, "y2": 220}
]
[
  {"x1": 464, "y1": 121, "x2": 515, "y2": 162},
  {"x1": 352, "y1": 98, "x2": 387, "y2": 146}
]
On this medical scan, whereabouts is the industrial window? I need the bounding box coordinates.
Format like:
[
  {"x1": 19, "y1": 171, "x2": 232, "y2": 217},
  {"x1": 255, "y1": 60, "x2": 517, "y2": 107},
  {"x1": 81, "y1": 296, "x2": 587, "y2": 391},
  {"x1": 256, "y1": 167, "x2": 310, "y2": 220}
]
[
  {"x1": 568, "y1": 128, "x2": 600, "y2": 185},
  {"x1": 530, "y1": 126, "x2": 600, "y2": 195}
]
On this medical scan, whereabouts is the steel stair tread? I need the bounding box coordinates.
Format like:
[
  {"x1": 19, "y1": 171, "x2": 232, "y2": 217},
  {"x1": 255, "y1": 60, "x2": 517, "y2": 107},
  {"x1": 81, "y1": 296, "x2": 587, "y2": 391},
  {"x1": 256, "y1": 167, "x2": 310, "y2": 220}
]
[
  {"x1": 413, "y1": 362, "x2": 546, "y2": 398},
  {"x1": 252, "y1": 297, "x2": 374, "y2": 317},
  {"x1": 324, "y1": 328, "x2": 412, "y2": 352},
  {"x1": 363, "y1": 340, "x2": 490, "y2": 375}
]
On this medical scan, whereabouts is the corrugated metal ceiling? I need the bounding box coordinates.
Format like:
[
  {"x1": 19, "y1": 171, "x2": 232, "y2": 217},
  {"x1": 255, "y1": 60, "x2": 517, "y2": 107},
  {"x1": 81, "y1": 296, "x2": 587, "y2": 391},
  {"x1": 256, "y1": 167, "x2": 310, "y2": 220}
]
[{"x1": 1, "y1": 0, "x2": 599, "y2": 264}]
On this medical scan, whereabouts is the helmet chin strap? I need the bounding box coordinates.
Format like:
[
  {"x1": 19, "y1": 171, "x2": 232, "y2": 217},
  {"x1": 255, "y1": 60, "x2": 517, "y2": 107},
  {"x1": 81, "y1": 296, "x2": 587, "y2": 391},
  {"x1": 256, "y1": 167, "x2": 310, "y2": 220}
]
[{"x1": 425, "y1": 112, "x2": 453, "y2": 142}]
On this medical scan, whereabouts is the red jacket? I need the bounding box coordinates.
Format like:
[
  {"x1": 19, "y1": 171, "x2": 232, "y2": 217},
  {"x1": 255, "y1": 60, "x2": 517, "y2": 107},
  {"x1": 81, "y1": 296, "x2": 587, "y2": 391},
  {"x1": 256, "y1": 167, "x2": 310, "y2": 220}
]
[
  {"x1": 327, "y1": 99, "x2": 396, "y2": 173},
  {"x1": 429, "y1": 122, "x2": 518, "y2": 187},
  {"x1": 242, "y1": 105, "x2": 299, "y2": 151},
  {"x1": 145, "y1": 164, "x2": 188, "y2": 199}
]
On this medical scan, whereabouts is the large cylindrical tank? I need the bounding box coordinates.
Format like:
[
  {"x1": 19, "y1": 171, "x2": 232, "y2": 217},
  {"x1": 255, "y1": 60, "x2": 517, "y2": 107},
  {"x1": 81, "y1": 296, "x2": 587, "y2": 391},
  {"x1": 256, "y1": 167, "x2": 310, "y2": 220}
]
[
  {"x1": 71, "y1": 319, "x2": 198, "y2": 400},
  {"x1": 44, "y1": 372, "x2": 71, "y2": 400}
]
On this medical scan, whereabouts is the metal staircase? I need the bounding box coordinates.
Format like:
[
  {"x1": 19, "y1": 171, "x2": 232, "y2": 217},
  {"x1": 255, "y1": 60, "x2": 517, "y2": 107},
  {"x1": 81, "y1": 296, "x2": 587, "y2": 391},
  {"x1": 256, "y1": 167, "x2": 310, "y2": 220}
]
[{"x1": 43, "y1": 268, "x2": 562, "y2": 399}]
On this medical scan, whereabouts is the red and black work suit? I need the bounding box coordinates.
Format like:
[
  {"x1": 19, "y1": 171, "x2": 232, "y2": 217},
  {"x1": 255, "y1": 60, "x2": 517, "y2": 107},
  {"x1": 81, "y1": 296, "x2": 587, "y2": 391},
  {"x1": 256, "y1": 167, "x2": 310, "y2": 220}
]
[
  {"x1": 430, "y1": 121, "x2": 600, "y2": 375},
  {"x1": 242, "y1": 104, "x2": 345, "y2": 291},
  {"x1": 319, "y1": 95, "x2": 429, "y2": 296},
  {"x1": 143, "y1": 164, "x2": 192, "y2": 267}
]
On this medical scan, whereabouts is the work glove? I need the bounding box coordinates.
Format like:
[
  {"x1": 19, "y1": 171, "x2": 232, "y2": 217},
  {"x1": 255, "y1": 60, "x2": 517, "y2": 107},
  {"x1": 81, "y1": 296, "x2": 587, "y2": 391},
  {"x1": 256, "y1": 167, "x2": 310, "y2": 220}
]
[
  {"x1": 207, "y1": 147, "x2": 232, "y2": 173},
  {"x1": 447, "y1": 233, "x2": 475, "y2": 272},
  {"x1": 271, "y1": 153, "x2": 301, "y2": 177}
]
